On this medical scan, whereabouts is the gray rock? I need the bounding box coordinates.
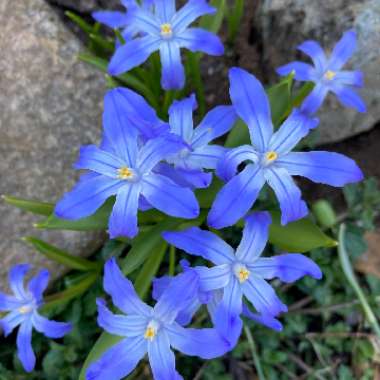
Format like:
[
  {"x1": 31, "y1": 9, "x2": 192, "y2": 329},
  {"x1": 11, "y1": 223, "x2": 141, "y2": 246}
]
[
  {"x1": 0, "y1": 0, "x2": 106, "y2": 288},
  {"x1": 257, "y1": 0, "x2": 380, "y2": 144},
  {"x1": 47, "y1": 0, "x2": 122, "y2": 14}
]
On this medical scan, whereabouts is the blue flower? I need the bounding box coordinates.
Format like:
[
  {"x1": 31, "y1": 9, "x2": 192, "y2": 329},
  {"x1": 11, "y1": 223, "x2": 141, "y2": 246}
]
[
  {"x1": 156, "y1": 94, "x2": 237, "y2": 189},
  {"x1": 0, "y1": 265, "x2": 72, "y2": 372},
  {"x1": 86, "y1": 258, "x2": 230, "y2": 380},
  {"x1": 55, "y1": 88, "x2": 200, "y2": 238},
  {"x1": 208, "y1": 68, "x2": 363, "y2": 228},
  {"x1": 163, "y1": 211, "x2": 322, "y2": 345},
  {"x1": 277, "y1": 29, "x2": 366, "y2": 114},
  {"x1": 93, "y1": 0, "x2": 153, "y2": 42},
  {"x1": 108, "y1": 0, "x2": 224, "y2": 90},
  {"x1": 153, "y1": 260, "x2": 283, "y2": 340}
]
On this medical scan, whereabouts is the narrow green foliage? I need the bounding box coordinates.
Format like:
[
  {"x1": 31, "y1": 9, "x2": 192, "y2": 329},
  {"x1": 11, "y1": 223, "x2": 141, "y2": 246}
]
[
  {"x1": 312, "y1": 200, "x2": 337, "y2": 228},
  {"x1": 22, "y1": 236, "x2": 100, "y2": 272},
  {"x1": 227, "y1": 0, "x2": 244, "y2": 43},
  {"x1": 2, "y1": 195, "x2": 54, "y2": 216},
  {"x1": 65, "y1": 11, "x2": 93, "y2": 35},
  {"x1": 199, "y1": 0, "x2": 226, "y2": 34}
]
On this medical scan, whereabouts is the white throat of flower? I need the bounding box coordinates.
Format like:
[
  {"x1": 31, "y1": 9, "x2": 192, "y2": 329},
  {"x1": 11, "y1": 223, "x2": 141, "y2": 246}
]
[
  {"x1": 160, "y1": 23, "x2": 173, "y2": 39},
  {"x1": 144, "y1": 320, "x2": 160, "y2": 341},
  {"x1": 233, "y1": 263, "x2": 250, "y2": 283}
]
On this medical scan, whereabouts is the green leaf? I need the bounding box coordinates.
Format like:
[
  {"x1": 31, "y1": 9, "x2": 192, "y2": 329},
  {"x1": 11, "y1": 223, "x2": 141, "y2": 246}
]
[
  {"x1": 22, "y1": 236, "x2": 100, "y2": 271},
  {"x1": 36, "y1": 198, "x2": 114, "y2": 231},
  {"x1": 2, "y1": 195, "x2": 54, "y2": 216},
  {"x1": 199, "y1": 0, "x2": 226, "y2": 33},
  {"x1": 120, "y1": 218, "x2": 180, "y2": 275},
  {"x1": 269, "y1": 211, "x2": 337, "y2": 252},
  {"x1": 196, "y1": 177, "x2": 223, "y2": 208},
  {"x1": 227, "y1": 0, "x2": 244, "y2": 43},
  {"x1": 134, "y1": 241, "x2": 167, "y2": 299},
  {"x1": 42, "y1": 271, "x2": 99, "y2": 312},
  {"x1": 65, "y1": 11, "x2": 94, "y2": 35},
  {"x1": 224, "y1": 118, "x2": 249, "y2": 148}
]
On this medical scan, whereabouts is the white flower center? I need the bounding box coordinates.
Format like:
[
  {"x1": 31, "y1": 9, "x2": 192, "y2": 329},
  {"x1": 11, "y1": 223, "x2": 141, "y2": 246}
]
[
  {"x1": 233, "y1": 263, "x2": 250, "y2": 283},
  {"x1": 160, "y1": 23, "x2": 173, "y2": 39}
]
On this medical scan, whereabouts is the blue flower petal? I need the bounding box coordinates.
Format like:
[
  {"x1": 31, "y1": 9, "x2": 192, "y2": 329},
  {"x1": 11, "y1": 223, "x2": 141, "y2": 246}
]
[
  {"x1": 1, "y1": 310, "x2": 25, "y2": 336},
  {"x1": 269, "y1": 109, "x2": 319, "y2": 155},
  {"x1": 251, "y1": 254, "x2": 322, "y2": 283},
  {"x1": 108, "y1": 36, "x2": 160, "y2": 76},
  {"x1": 154, "y1": 270, "x2": 199, "y2": 324},
  {"x1": 0, "y1": 293, "x2": 23, "y2": 312},
  {"x1": 176, "y1": 28, "x2": 224, "y2": 55},
  {"x1": 141, "y1": 173, "x2": 199, "y2": 219},
  {"x1": 242, "y1": 276, "x2": 288, "y2": 316},
  {"x1": 103, "y1": 258, "x2": 152, "y2": 316},
  {"x1": 334, "y1": 70, "x2": 364, "y2": 87},
  {"x1": 108, "y1": 183, "x2": 141, "y2": 239},
  {"x1": 86, "y1": 337, "x2": 146, "y2": 380},
  {"x1": 192, "y1": 106, "x2": 237, "y2": 148},
  {"x1": 154, "y1": 0, "x2": 176, "y2": 23},
  {"x1": 159, "y1": 42, "x2": 185, "y2": 90},
  {"x1": 229, "y1": 68, "x2": 273, "y2": 152},
  {"x1": 264, "y1": 167, "x2": 308, "y2": 225},
  {"x1": 168, "y1": 94, "x2": 197, "y2": 142},
  {"x1": 276, "y1": 61, "x2": 317, "y2": 81},
  {"x1": 16, "y1": 319, "x2": 35, "y2": 372},
  {"x1": 242, "y1": 304, "x2": 283, "y2": 331},
  {"x1": 74, "y1": 145, "x2": 127, "y2": 177},
  {"x1": 172, "y1": 0, "x2": 215, "y2": 32},
  {"x1": 297, "y1": 40, "x2": 327, "y2": 74},
  {"x1": 28, "y1": 269, "x2": 49, "y2": 303},
  {"x1": 328, "y1": 29, "x2": 357, "y2": 71},
  {"x1": 235, "y1": 211, "x2": 271, "y2": 263},
  {"x1": 208, "y1": 164, "x2": 266, "y2": 229},
  {"x1": 196, "y1": 265, "x2": 231, "y2": 292},
  {"x1": 32, "y1": 312, "x2": 72, "y2": 338},
  {"x1": 167, "y1": 322, "x2": 231, "y2": 359},
  {"x1": 127, "y1": 6, "x2": 160, "y2": 34},
  {"x1": 300, "y1": 83, "x2": 329, "y2": 115},
  {"x1": 148, "y1": 332, "x2": 182, "y2": 380},
  {"x1": 213, "y1": 278, "x2": 243, "y2": 347},
  {"x1": 277, "y1": 151, "x2": 364, "y2": 187},
  {"x1": 162, "y1": 227, "x2": 235, "y2": 265},
  {"x1": 55, "y1": 176, "x2": 124, "y2": 220},
  {"x1": 216, "y1": 145, "x2": 258, "y2": 182},
  {"x1": 92, "y1": 11, "x2": 129, "y2": 28},
  {"x1": 137, "y1": 135, "x2": 185, "y2": 173},
  {"x1": 155, "y1": 163, "x2": 212, "y2": 189},
  {"x1": 9, "y1": 264, "x2": 30, "y2": 300},
  {"x1": 187, "y1": 145, "x2": 226, "y2": 170},
  {"x1": 330, "y1": 85, "x2": 367, "y2": 113},
  {"x1": 96, "y1": 299, "x2": 147, "y2": 337}
]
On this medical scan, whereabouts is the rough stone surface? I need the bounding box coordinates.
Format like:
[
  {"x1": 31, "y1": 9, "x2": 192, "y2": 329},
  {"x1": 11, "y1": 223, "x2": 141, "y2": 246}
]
[
  {"x1": 0, "y1": 0, "x2": 106, "y2": 287},
  {"x1": 256, "y1": 0, "x2": 380, "y2": 144},
  {"x1": 47, "y1": 0, "x2": 121, "y2": 14}
]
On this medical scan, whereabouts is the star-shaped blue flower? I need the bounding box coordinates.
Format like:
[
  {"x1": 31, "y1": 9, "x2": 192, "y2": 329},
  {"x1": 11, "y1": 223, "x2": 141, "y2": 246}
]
[
  {"x1": 93, "y1": 0, "x2": 153, "y2": 42},
  {"x1": 0, "y1": 265, "x2": 71, "y2": 372},
  {"x1": 163, "y1": 211, "x2": 322, "y2": 346},
  {"x1": 55, "y1": 90, "x2": 200, "y2": 239},
  {"x1": 277, "y1": 29, "x2": 366, "y2": 115},
  {"x1": 156, "y1": 94, "x2": 237, "y2": 189},
  {"x1": 207, "y1": 67, "x2": 363, "y2": 229},
  {"x1": 86, "y1": 258, "x2": 230, "y2": 380},
  {"x1": 108, "y1": 0, "x2": 224, "y2": 89}
]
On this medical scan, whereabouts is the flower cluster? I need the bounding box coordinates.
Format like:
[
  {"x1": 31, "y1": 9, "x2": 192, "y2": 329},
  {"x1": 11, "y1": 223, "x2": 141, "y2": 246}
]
[{"x1": 2, "y1": 0, "x2": 367, "y2": 377}]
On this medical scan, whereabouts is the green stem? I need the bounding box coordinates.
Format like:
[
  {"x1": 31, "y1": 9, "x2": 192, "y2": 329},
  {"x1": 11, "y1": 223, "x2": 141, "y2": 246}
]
[
  {"x1": 169, "y1": 245, "x2": 176, "y2": 276},
  {"x1": 244, "y1": 326, "x2": 266, "y2": 380},
  {"x1": 187, "y1": 52, "x2": 206, "y2": 117},
  {"x1": 338, "y1": 224, "x2": 380, "y2": 338}
]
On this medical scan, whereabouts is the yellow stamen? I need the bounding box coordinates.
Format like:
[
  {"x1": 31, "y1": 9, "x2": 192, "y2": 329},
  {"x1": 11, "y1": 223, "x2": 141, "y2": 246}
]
[
  {"x1": 117, "y1": 167, "x2": 134, "y2": 180},
  {"x1": 237, "y1": 268, "x2": 250, "y2": 283},
  {"x1": 18, "y1": 305, "x2": 32, "y2": 314},
  {"x1": 324, "y1": 70, "x2": 336, "y2": 80},
  {"x1": 265, "y1": 151, "x2": 278, "y2": 162},
  {"x1": 160, "y1": 23, "x2": 173, "y2": 38},
  {"x1": 144, "y1": 327, "x2": 156, "y2": 341}
]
